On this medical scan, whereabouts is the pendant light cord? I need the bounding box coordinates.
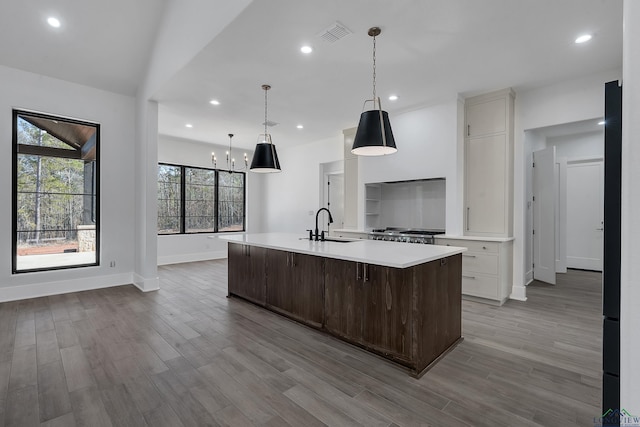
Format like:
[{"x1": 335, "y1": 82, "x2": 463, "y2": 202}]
[
  {"x1": 264, "y1": 86, "x2": 268, "y2": 138},
  {"x1": 372, "y1": 33, "x2": 377, "y2": 103}
]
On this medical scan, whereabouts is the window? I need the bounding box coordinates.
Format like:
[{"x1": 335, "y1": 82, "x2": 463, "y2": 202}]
[
  {"x1": 157, "y1": 163, "x2": 245, "y2": 234},
  {"x1": 218, "y1": 172, "x2": 245, "y2": 231},
  {"x1": 185, "y1": 168, "x2": 216, "y2": 233},
  {"x1": 13, "y1": 110, "x2": 99, "y2": 273},
  {"x1": 157, "y1": 164, "x2": 181, "y2": 234}
]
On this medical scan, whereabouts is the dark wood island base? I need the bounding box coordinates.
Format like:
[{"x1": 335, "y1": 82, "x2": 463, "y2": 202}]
[{"x1": 227, "y1": 241, "x2": 463, "y2": 377}]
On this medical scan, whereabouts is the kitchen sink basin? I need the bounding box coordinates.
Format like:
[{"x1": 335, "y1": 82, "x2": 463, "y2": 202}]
[
  {"x1": 299, "y1": 237, "x2": 358, "y2": 243},
  {"x1": 322, "y1": 237, "x2": 357, "y2": 243}
]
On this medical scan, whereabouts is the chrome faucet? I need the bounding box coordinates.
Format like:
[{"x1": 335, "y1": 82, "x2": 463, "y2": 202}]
[{"x1": 312, "y1": 207, "x2": 334, "y2": 241}]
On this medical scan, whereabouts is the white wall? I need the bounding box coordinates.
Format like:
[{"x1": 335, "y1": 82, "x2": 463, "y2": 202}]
[
  {"x1": 378, "y1": 180, "x2": 446, "y2": 230},
  {"x1": 359, "y1": 99, "x2": 463, "y2": 235},
  {"x1": 621, "y1": 0, "x2": 640, "y2": 412},
  {"x1": 512, "y1": 68, "x2": 621, "y2": 300},
  {"x1": 262, "y1": 135, "x2": 343, "y2": 233},
  {"x1": 157, "y1": 134, "x2": 265, "y2": 264},
  {"x1": 0, "y1": 65, "x2": 137, "y2": 302},
  {"x1": 547, "y1": 131, "x2": 604, "y2": 160}
]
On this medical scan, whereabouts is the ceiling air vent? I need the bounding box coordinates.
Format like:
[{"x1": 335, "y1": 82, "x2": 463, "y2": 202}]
[{"x1": 316, "y1": 21, "x2": 352, "y2": 43}]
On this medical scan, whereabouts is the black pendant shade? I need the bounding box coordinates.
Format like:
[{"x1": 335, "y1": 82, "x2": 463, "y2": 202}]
[
  {"x1": 352, "y1": 109, "x2": 397, "y2": 156},
  {"x1": 250, "y1": 141, "x2": 281, "y2": 173}
]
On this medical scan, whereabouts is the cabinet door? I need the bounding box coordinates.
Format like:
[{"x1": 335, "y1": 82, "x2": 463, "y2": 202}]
[
  {"x1": 227, "y1": 242, "x2": 245, "y2": 297},
  {"x1": 266, "y1": 250, "x2": 325, "y2": 327},
  {"x1": 412, "y1": 255, "x2": 462, "y2": 369},
  {"x1": 466, "y1": 134, "x2": 507, "y2": 234},
  {"x1": 266, "y1": 249, "x2": 291, "y2": 313},
  {"x1": 466, "y1": 97, "x2": 506, "y2": 137},
  {"x1": 324, "y1": 258, "x2": 363, "y2": 342},
  {"x1": 362, "y1": 265, "x2": 412, "y2": 360},
  {"x1": 290, "y1": 253, "x2": 324, "y2": 327},
  {"x1": 228, "y1": 243, "x2": 267, "y2": 305}
]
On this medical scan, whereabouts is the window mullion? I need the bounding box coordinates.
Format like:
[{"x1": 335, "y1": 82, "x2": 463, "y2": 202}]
[
  {"x1": 215, "y1": 170, "x2": 219, "y2": 233},
  {"x1": 181, "y1": 166, "x2": 186, "y2": 234}
]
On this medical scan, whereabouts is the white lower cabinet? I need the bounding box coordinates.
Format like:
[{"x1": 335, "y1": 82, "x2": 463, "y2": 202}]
[{"x1": 435, "y1": 236, "x2": 513, "y2": 305}]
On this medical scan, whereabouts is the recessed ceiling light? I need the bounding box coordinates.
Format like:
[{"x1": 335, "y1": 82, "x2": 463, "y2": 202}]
[
  {"x1": 296, "y1": 124, "x2": 304, "y2": 129},
  {"x1": 47, "y1": 17, "x2": 61, "y2": 28},
  {"x1": 300, "y1": 45, "x2": 313, "y2": 54},
  {"x1": 598, "y1": 121, "x2": 605, "y2": 125},
  {"x1": 575, "y1": 34, "x2": 592, "y2": 44},
  {"x1": 185, "y1": 124, "x2": 193, "y2": 128},
  {"x1": 210, "y1": 99, "x2": 220, "y2": 105},
  {"x1": 388, "y1": 95, "x2": 398, "y2": 101}
]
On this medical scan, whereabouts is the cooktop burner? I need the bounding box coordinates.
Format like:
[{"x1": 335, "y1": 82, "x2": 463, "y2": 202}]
[{"x1": 368, "y1": 227, "x2": 445, "y2": 244}]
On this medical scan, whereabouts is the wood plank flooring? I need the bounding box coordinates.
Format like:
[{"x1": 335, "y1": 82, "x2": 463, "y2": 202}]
[{"x1": 0, "y1": 262, "x2": 602, "y2": 426}]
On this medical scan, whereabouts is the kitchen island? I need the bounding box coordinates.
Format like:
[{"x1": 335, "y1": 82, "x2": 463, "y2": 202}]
[{"x1": 220, "y1": 233, "x2": 466, "y2": 376}]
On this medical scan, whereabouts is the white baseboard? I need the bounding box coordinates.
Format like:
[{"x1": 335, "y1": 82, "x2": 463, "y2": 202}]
[
  {"x1": 509, "y1": 285, "x2": 527, "y2": 301},
  {"x1": 0, "y1": 273, "x2": 135, "y2": 303},
  {"x1": 133, "y1": 273, "x2": 160, "y2": 292},
  {"x1": 157, "y1": 250, "x2": 227, "y2": 266}
]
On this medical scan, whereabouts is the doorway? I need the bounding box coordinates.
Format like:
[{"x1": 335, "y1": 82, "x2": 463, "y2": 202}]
[
  {"x1": 319, "y1": 160, "x2": 344, "y2": 234},
  {"x1": 325, "y1": 173, "x2": 344, "y2": 231},
  {"x1": 527, "y1": 120, "x2": 605, "y2": 285}
]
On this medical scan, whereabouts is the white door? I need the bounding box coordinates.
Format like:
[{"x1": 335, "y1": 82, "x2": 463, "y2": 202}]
[
  {"x1": 566, "y1": 161, "x2": 603, "y2": 271},
  {"x1": 326, "y1": 173, "x2": 344, "y2": 231},
  {"x1": 533, "y1": 147, "x2": 556, "y2": 285}
]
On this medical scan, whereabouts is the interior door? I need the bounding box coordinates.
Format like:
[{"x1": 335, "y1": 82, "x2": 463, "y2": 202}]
[
  {"x1": 533, "y1": 147, "x2": 556, "y2": 285},
  {"x1": 566, "y1": 160, "x2": 604, "y2": 271},
  {"x1": 327, "y1": 173, "x2": 344, "y2": 230}
]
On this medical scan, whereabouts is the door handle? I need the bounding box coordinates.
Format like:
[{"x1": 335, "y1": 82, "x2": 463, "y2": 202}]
[
  {"x1": 466, "y1": 207, "x2": 470, "y2": 231},
  {"x1": 363, "y1": 264, "x2": 369, "y2": 282},
  {"x1": 356, "y1": 262, "x2": 361, "y2": 280},
  {"x1": 596, "y1": 228, "x2": 604, "y2": 231}
]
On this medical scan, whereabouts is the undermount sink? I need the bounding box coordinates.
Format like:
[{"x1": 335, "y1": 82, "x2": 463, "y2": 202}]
[
  {"x1": 300, "y1": 237, "x2": 358, "y2": 243},
  {"x1": 322, "y1": 237, "x2": 357, "y2": 243}
]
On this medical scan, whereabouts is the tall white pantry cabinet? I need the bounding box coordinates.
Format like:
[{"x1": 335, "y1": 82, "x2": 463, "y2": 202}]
[
  {"x1": 441, "y1": 88, "x2": 515, "y2": 305},
  {"x1": 464, "y1": 88, "x2": 515, "y2": 237}
]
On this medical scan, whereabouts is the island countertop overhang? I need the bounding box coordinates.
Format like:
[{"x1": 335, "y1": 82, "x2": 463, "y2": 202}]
[{"x1": 218, "y1": 233, "x2": 466, "y2": 268}]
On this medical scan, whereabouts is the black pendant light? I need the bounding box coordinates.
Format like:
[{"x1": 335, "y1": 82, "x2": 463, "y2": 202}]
[
  {"x1": 352, "y1": 27, "x2": 397, "y2": 156},
  {"x1": 250, "y1": 84, "x2": 282, "y2": 173}
]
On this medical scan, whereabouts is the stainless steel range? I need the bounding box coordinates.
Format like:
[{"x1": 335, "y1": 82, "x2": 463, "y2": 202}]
[{"x1": 368, "y1": 227, "x2": 445, "y2": 244}]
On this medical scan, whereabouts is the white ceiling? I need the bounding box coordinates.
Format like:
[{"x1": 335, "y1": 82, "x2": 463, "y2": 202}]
[
  {"x1": 0, "y1": 0, "x2": 166, "y2": 95},
  {"x1": 0, "y1": 0, "x2": 622, "y2": 150}
]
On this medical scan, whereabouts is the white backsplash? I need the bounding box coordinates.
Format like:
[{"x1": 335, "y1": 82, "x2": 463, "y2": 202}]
[{"x1": 366, "y1": 179, "x2": 446, "y2": 230}]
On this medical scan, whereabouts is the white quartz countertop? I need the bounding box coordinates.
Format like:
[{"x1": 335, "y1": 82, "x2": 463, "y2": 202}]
[{"x1": 218, "y1": 233, "x2": 466, "y2": 268}]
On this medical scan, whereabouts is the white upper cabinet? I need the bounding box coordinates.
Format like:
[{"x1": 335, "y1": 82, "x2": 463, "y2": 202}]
[
  {"x1": 464, "y1": 89, "x2": 514, "y2": 237},
  {"x1": 466, "y1": 97, "x2": 507, "y2": 137}
]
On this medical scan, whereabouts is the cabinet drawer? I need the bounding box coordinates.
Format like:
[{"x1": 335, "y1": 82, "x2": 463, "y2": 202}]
[
  {"x1": 462, "y1": 253, "x2": 498, "y2": 275},
  {"x1": 435, "y1": 239, "x2": 499, "y2": 254},
  {"x1": 462, "y1": 274, "x2": 499, "y2": 300},
  {"x1": 464, "y1": 241, "x2": 499, "y2": 253}
]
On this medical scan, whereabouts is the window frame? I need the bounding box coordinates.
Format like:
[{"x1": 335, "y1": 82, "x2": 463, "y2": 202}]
[
  {"x1": 12, "y1": 109, "x2": 100, "y2": 274},
  {"x1": 157, "y1": 162, "x2": 246, "y2": 235}
]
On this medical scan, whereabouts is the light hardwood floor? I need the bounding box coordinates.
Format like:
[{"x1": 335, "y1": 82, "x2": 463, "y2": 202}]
[{"x1": 0, "y1": 261, "x2": 602, "y2": 426}]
